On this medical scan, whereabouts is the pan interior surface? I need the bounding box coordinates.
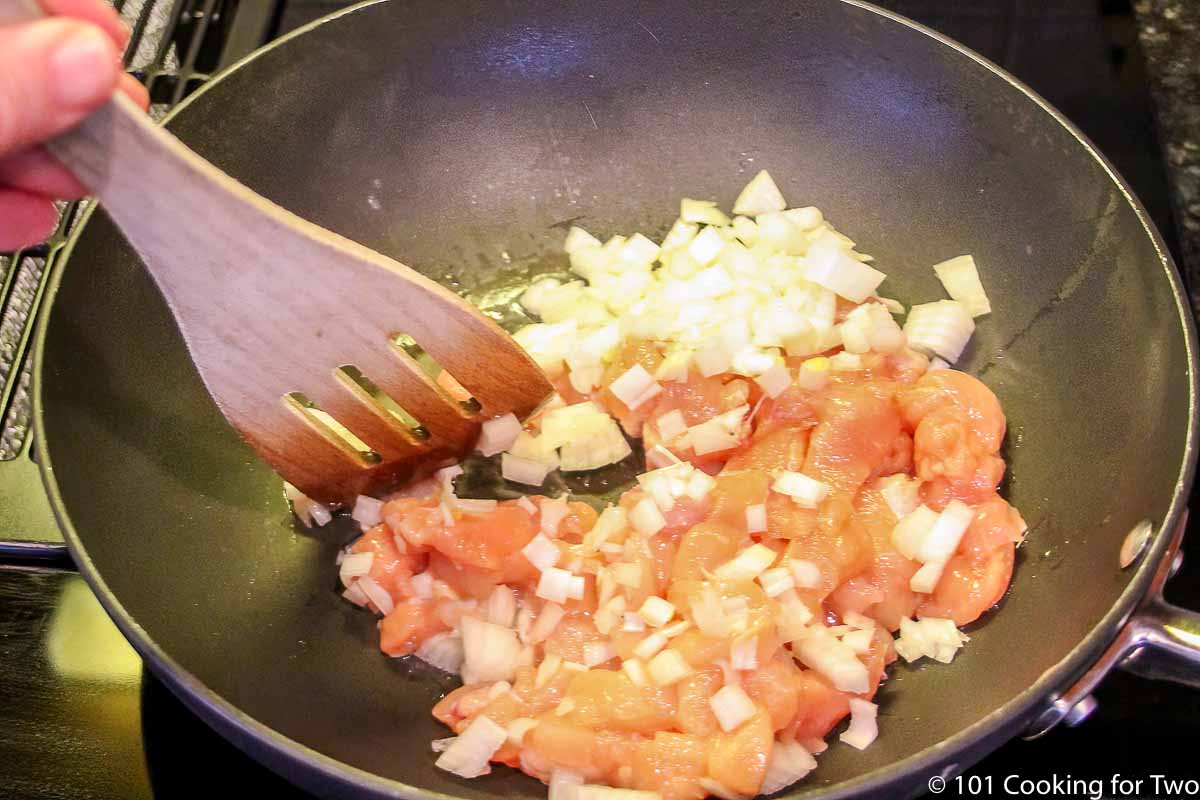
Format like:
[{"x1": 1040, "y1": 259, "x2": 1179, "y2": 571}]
[{"x1": 36, "y1": 0, "x2": 1194, "y2": 797}]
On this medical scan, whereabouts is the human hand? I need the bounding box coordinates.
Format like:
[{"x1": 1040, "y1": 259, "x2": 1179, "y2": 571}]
[{"x1": 0, "y1": 0, "x2": 150, "y2": 250}]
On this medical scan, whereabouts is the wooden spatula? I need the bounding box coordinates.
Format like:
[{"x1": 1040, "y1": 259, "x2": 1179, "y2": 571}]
[{"x1": 5, "y1": 1, "x2": 552, "y2": 504}]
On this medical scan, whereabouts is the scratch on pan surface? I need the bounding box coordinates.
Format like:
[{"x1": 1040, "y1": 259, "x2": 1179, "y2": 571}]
[
  {"x1": 638, "y1": 22, "x2": 661, "y2": 44},
  {"x1": 583, "y1": 101, "x2": 598, "y2": 130}
]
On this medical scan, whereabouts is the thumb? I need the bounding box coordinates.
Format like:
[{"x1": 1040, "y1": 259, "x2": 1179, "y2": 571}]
[{"x1": 0, "y1": 18, "x2": 120, "y2": 158}]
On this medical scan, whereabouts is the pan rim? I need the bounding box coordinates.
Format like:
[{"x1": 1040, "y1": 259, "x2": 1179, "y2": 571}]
[{"x1": 32, "y1": 0, "x2": 1200, "y2": 798}]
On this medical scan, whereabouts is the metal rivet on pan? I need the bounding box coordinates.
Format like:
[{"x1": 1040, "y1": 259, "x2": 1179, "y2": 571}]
[
  {"x1": 1119, "y1": 519, "x2": 1153, "y2": 568},
  {"x1": 1063, "y1": 695, "x2": 1098, "y2": 727}
]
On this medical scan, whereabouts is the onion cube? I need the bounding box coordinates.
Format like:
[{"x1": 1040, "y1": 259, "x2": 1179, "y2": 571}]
[
  {"x1": 714, "y1": 543, "x2": 778, "y2": 581},
  {"x1": 609, "y1": 364, "x2": 663, "y2": 412},
  {"x1": 638, "y1": 596, "x2": 676, "y2": 627},
  {"x1": 772, "y1": 471, "x2": 829, "y2": 508},
  {"x1": 523, "y1": 534, "x2": 559, "y2": 573},
  {"x1": 839, "y1": 698, "x2": 879, "y2": 750},
  {"x1": 733, "y1": 170, "x2": 787, "y2": 217},
  {"x1": 709, "y1": 684, "x2": 758, "y2": 731},
  {"x1": 477, "y1": 413, "x2": 523, "y2": 456},
  {"x1": 758, "y1": 567, "x2": 795, "y2": 598},
  {"x1": 787, "y1": 559, "x2": 822, "y2": 589},
  {"x1": 745, "y1": 504, "x2": 768, "y2": 533},
  {"x1": 647, "y1": 648, "x2": 692, "y2": 686},
  {"x1": 755, "y1": 362, "x2": 792, "y2": 398},
  {"x1": 630, "y1": 496, "x2": 667, "y2": 536},
  {"x1": 656, "y1": 410, "x2": 688, "y2": 441},
  {"x1": 536, "y1": 567, "x2": 576, "y2": 604}
]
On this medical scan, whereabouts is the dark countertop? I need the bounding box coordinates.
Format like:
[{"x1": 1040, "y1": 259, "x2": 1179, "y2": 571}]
[{"x1": 1137, "y1": 0, "x2": 1200, "y2": 304}]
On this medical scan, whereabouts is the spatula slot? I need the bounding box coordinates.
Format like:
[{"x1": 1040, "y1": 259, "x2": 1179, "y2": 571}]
[
  {"x1": 282, "y1": 392, "x2": 381, "y2": 465},
  {"x1": 389, "y1": 333, "x2": 482, "y2": 415},
  {"x1": 335, "y1": 365, "x2": 431, "y2": 441}
]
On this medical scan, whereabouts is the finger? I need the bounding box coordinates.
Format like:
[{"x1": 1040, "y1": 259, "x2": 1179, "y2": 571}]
[
  {"x1": 119, "y1": 72, "x2": 150, "y2": 110},
  {"x1": 0, "y1": 146, "x2": 87, "y2": 198},
  {"x1": 0, "y1": 73, "x2": 149, "y2": 201},
  {"x1": 0, "y1": 18, "x2": 121, "y2": 157},
  {"x1": 0, "y1": 187, "x2": 59, "y2": 250},
  {"x1": 36, "y1": 0, "x2": 130, "y2": 50}
]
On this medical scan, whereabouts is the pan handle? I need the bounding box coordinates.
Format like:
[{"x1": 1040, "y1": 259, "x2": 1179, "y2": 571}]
[
  {"x1": 1025, "y1": 511, "x2": 1200, "y2": 738},
  {"x1": 1119, "y1": 592, "x2": 1200, "y2": 689}
]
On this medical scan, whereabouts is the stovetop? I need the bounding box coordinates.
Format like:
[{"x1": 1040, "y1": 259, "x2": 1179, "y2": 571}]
[{"x1": 2, "y1": 1, "x2": 1200, "y2": 798}]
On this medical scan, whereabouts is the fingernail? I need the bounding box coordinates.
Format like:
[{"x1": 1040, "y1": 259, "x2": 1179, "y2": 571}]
[{"x1": 50, "y1": 27, "x2": 117, "y2": 109}]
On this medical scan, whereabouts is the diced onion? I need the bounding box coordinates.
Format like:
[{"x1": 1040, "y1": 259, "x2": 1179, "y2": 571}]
[
  {"x1": 549, "y1": 770, "x2": 586, "y2": 800},
  {"x1": 540, "y1": 496, "x2": 571, "y2": 537},
  {"x1": 894, "y1": 616, "x2": 970, "y2": 663},
  {"x1": 528, "y1": 602, "x2": 566, "y2": 644},
  {"x1": 774, "y1": 590, "x2": 815, "y2": 642},
  {"x1": 709, "y1": 684, "x2": 757, "y2": 731},
  {"x1": 933, "y1": 255, "x2": 991, "y2": 317},
  {"x1": 891, "y1": 505, "x2": 938, "y2": 561},
  {"x1": 460, "y1": 616, "x2": 522, "y2": 685},
  {"x1": 917, "y1": 500, "x2": 975, "y2": 564},
  {"x1": 630, "y1": 496, "x2": 667, "y2": 536},
  {"x1": 633, "y1": 632, "x2": 669, "y2": 660},
  {"x1": 688, "y1": 227, "x2": 727, "y2": 267},
  {"x1": 622, "y1": 658, "x2": 648, "y2": 687},
  {"x1": 797, "y1": 357, "x2": 830, "y2": 390},
  {"x1": 910, "y1": 560, "x2": 947, "y2": 594},
  {"x1": 791, "y1": 625, "x2": 870, "y2": 693},
  {"x1": 715, "y1": 543, "x2": 777, "y2": 581},
  {"x1": 351, "y1": 495, "x2": 384, "y2": 530},
  {"x1": 450, "y1": 495, "x2": 498, "y2": 515},
  {"x1": 522, "y1": 534, "x2": 561, "y2": 571},
  {"x1": 507, "y1": 717, "x2": 538, "y2": 747},
  {"x1": 803, "y1": 240, "x2": 886, "y2": 303},
  {"x1": 647, "y1": 648, "x2": 692, "y2": 686},
  {"x1": 733, "y1": 170, "x2": 787, "y2": 217},
  {"x1": 745, "y1": 504, "x2": 768, "y2": 533},
  {"x1": 904, "y1": 300, "x2": 975, "y2": 362},
  {"x1": 839, "y1": 698, "x2": 879, "y2": 750},
  {"x1": 583, "y1": 641, "x2": 618, "y2": 667},
  {"x1": 537, "y1": 567, "x2": 576, "y2": 604},
  {"x1": 408, "y1": 571, "x2": 435, "y2": 599},
  {"x1": 416, "y1": 631, "x2": 465, "y2": 673},
  {"x1": 342, "y1": 581, "x2": 368, "y2": 607},
  {"x1": 477, "y1": 413, "x2": 523, "y2": 457},
  {"x1": 623, "y1": 612, "x2": 647, "y2": 633},
  {"x1": 788, "y1": 559, "x2": 821, "y2": 589},
  {"x1": 502, "y1": 453, "x2": 554, "y2": 486},
  {"x1": 638, "y1": 596, "x2": 677, "y2": 627},
  {"x1": 655, "y1": 410, "x2": 688, "y2": 442},
  {"x1": 434, "y1": 714, "x2": 507, "y2": 778},
  {"x1": 760, "y1": 739, "x2": 818, "y2": 795},
  {"x1": 685, "y1": 470, "x2": 717, "y2": 501},
  {"x1": 357, "y1": 576, "x2": 394, "y2": 616},
  {"x1": 758, "y1": 567, "x2": 795, "y2": 598},
  {"x1": 840, "y1": 628, "x2": 874, "y2": 654},
  {"x1": 690, "y1": 587, "x2": 731, "y2": 638},
  {"x1": 485, "y1": 586, "x2": 517, "y2": 628},
  {"x1": 609, "y1": 365, "x2": 663, "y2": 411},
  {"x1": 535, "y1": 653, "x2": 563, "y2": 688},
  {"x1": 612, "y1": 562, "x2": 644, "y2": 588},
  {"x1": 878, "y1": 475, "x2": 921, "y2": 519},
  {"x1": 339, "y1": 552, "x2": 374, "y2": 584},
  {"x1": 755, "y1": 361, "x2": 792, "y2": 398},
  {"x1": 730, "y1": 636, "x2": 759, "y2": 671},
  {"x1": 772, "y1": 471, "x2": 829, "y2": 508},
  {"x1": 583, "y1": 505, "x2": 628, "y2": 553}
]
